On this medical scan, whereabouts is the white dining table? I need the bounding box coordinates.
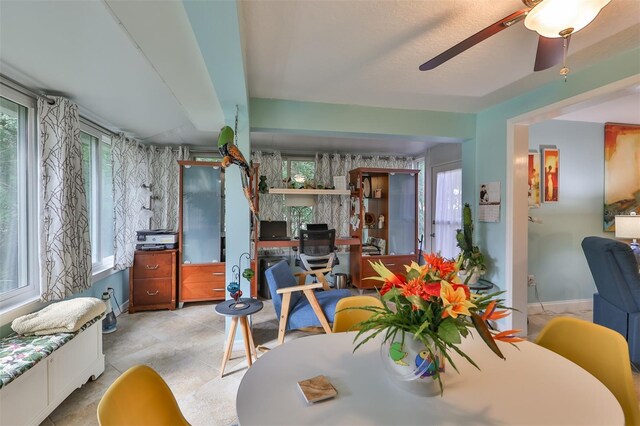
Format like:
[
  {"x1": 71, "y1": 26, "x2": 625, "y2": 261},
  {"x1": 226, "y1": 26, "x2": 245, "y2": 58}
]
[{"x1": 236, "y1": 332, "x2": 624, "y2": 425}]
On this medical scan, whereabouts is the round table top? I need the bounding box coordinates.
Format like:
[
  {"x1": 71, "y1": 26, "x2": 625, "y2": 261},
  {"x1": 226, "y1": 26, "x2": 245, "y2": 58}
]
[
  {"x1": 214, "y1": 298, "x2": 263, "y2": 317},
  {"x1": 237, "y1": 332, "x2": 623, "y2": 425}
]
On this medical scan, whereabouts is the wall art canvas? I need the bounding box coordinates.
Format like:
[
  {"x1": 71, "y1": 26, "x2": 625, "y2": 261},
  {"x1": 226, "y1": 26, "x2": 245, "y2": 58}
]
[
  {"x1": 604, "y1": 123, "x2": 640, "y2": 231},
  {"x1": 543, "y1": 148, "x2": 559, "y2": 203},
  {"x1": 528, "y1": 152, "x2": 541, "y2": 208}
]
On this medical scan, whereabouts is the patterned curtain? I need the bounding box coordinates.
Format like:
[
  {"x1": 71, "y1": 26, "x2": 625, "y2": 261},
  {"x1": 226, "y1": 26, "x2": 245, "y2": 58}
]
[
  {"x1": 112, "y1": 136, "x2": 189, "y2": 270},
  {"x1": 149, "y1": 146, "x2": 189, "y2": 229},
  {"x1": 38, "y1": 97, "x2": 92, "y2": 301},
  {"x1": 251, "y1": 151, "x2": 285, "y2": 221},
  {"x1": 112, "y1": 134, "x2": 149, "y2": 270}
]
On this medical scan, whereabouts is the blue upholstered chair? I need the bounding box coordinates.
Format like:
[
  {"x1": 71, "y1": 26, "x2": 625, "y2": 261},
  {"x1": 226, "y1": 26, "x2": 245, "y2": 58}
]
[
  {"x1": 581, "y1": 236, "x2": 640, "y2": 367},
  {"x1": 265, "y1": 260, "x2": 351, "y2": 344}
]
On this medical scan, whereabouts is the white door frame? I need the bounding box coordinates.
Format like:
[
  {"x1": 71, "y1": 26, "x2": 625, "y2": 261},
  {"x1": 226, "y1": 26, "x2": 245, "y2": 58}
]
[{"x1": 505, "y1": 75, "x2": 640, "y2": 334}]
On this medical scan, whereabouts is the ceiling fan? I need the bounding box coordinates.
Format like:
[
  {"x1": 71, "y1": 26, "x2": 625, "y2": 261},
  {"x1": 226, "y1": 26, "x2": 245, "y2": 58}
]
[{"x1": 419, "y1": 0, "x2": 612, "y2": 78}]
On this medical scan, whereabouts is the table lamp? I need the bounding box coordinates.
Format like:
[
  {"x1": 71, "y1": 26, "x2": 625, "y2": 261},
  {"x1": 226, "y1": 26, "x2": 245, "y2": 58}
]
[{"x1": 615, "y1": 213, "x2": 640, "y2": 256}]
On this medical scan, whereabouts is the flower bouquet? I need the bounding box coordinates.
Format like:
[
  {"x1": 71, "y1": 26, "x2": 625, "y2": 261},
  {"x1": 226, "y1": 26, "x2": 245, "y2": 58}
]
[{"x1": 352, "y1": 253, "x2": 522, "y2": 395}]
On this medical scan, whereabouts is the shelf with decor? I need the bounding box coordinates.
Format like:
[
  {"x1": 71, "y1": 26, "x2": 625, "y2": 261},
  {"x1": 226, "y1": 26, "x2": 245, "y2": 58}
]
[
  {"x1": 268, "y1": 188, "x2": 350, "y2": 195},
  {"x1": 349, "y1": 167, "x2": 419, "y2": 289}
]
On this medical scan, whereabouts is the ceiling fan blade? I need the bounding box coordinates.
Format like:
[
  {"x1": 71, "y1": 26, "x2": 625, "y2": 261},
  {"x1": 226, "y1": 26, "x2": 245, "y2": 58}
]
[
  {"x1": 419, "y1": 9, "x2": 529, "y2": 71},
  {"x1": 533, "y1": 35, "x2": 569, "y2": 71}
]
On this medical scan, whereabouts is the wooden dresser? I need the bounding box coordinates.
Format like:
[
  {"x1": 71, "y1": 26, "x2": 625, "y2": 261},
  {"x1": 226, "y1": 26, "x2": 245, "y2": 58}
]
[{"x1": 129, "y1": 249, "x2": 177, "y2": 313}]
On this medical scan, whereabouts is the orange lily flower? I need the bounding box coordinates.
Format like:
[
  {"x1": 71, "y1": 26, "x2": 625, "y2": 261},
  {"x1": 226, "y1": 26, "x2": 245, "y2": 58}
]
[
  {"x1": 492, "y1": 329, "x2": 524, "y2": 343},
  {"x1": 481, "y1": 300, "x2": 511, "y2": 321},
  {"x1": 440, "y1": 281, "x2": 475, "y2": 319}
]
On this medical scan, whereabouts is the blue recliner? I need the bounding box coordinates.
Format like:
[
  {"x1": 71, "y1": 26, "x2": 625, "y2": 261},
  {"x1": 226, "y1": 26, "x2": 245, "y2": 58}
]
[
  {"x1": 581, "y1": 236, "x2": 640, "y2": 367},
  {"x1": 265, "y1": 260, "x2": 351, "y2": 344}
]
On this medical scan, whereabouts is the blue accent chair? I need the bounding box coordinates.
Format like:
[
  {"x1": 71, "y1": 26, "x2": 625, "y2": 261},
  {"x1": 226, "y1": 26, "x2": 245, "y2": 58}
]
[
  {"x1": 265, "y1": 260, "x2": 351, "y2": 344},
  {"x1": 581, "y1": 236, "x2": 640, "y2": 367}
]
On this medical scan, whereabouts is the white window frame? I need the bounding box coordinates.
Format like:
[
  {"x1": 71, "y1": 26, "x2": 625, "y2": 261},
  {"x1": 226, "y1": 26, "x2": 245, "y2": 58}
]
[
  {"x1": 0, "y1": 83, "x2": 39, "y2": 311},
  {"x1": 79, "y1": 120, "x2": 115, "y2": 282}
]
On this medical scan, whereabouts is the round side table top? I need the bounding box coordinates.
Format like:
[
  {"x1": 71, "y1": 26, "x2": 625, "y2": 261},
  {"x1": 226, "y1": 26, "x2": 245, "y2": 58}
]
[{"x1": 215, "y1": 298, "x2": 263, "y2": 317}]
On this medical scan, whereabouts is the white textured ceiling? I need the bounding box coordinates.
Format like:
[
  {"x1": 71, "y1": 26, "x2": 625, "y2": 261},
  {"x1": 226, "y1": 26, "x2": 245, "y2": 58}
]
[
  {"x1": 0, "y1": 0, "x2": 638, "y2": 153},
  {"x1": 554, "y1": 91, "x2": 640, "y2": 124},
  {"x1": 242, "y1": 0, "x2": 640, "y2": 113}
]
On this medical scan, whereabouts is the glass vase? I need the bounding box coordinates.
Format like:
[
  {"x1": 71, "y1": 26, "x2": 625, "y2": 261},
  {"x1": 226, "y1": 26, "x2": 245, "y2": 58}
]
[{"x1": 380, "y1": 332, "x2": 445, "y2": 396}]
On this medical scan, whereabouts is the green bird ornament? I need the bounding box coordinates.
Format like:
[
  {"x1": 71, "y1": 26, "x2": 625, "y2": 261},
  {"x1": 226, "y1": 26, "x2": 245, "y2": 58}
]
[{"x1": 217, "y1": 126, "x2": 259, "y2": 221}]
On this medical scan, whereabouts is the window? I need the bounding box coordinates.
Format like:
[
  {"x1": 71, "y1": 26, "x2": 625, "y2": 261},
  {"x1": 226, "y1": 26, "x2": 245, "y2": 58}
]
[
  {"x1": 0, "y1": 84, "x2": 37, "y2": 304},
  {"x1": 80, "y1": 123, "x2": 114, "y2": 271},
  {"x1": 282, "y1": 157, "x2": 316, "y2": 237}
]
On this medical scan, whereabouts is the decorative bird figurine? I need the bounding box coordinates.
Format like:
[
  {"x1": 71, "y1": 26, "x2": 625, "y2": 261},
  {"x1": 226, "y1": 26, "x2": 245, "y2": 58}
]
[
  {"x1": 217, "y1": 126, "x2": 259, "y2": 221},
  {"x1": 415, "y1": 350, "x2": 440, "y2": 378},
  {"x1": 389, "y1": 342, "x2": 408, "y2": 366}
]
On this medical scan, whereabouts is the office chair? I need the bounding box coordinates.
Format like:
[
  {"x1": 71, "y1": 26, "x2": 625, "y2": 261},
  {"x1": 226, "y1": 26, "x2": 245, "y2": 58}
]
[
  {"x1": 332, "y1": 295, "x2": 384, "y2": 332},
  {"x1": 97, "y1": 365, "x2": 190, "y2": 426},
  {"x1": 298, "y1": 228, "x2": 337, "y2": 290},
  {"x1": 265, "y1": 260, "x2": 351, "y2": 344},
  {"x1": 535, "y1": 317, "x2": 640, "y2": 426}
]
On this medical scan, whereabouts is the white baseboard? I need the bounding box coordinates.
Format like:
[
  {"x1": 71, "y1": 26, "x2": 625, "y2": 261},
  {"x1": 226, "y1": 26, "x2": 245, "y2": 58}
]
[
  {"x1": 116, "y1": 301, "x2": 129, "y2": 316},
  {"x1": 528, "y1": 298, "x2": 593, "y2": 316}
]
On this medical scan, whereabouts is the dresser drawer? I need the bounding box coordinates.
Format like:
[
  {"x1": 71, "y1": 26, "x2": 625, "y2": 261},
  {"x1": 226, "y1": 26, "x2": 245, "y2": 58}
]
[
  {"x1": 180, "y1": 264, "x2": 226, "y2": 301},
  {"x1": 360, "y1": 255, "x2": 414, "y2": 288},
  {"x1": 133, "y1": 252, "x2": 174, "y2": 278},
  {"x1": 133, "y1": 278, "x2": 174, "y2": 306}
]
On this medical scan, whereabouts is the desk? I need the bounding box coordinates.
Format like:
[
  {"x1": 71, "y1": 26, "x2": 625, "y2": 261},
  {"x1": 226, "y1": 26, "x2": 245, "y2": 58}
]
[
  {"x1": 256, "y1": 237, "x2": 360, "y2": 249},
  {"x1": 237, "y1": 332, "x2": 623, "y2": 425}
]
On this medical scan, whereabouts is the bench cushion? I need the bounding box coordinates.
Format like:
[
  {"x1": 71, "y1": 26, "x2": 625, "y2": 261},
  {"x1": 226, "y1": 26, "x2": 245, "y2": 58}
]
[{"x1": 0, "y1": 315, "x2": 102, "y2": 389}]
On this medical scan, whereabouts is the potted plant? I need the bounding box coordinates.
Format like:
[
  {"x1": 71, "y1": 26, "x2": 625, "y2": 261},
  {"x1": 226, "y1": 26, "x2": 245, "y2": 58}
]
[
  {"x1": 455, "y1": 203, "x2": 486, "y2": 284},
  {"x1": 351, "y1": 254, "x2": 521, "y2": 395}
]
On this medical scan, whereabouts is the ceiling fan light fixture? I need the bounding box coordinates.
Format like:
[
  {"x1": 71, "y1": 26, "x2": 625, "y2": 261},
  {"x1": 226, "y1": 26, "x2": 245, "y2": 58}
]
[{"x1": 524, "y1": 0, "x2": 611, "y2": 38}]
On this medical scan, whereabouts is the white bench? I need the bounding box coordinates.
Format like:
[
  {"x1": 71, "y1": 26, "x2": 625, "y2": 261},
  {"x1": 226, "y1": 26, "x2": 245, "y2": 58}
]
[{"x1": 0, "y1": 317, "x2": 105, "y2": 426}]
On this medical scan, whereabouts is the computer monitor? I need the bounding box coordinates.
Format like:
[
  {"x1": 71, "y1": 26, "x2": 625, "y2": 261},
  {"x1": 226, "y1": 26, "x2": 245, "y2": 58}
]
[
  {"x1": 259, "y1": 220, "x2": 289, "y2": 241},
  {"x1": 306, "y1": 223, "x2": 329, "y2": 231}
]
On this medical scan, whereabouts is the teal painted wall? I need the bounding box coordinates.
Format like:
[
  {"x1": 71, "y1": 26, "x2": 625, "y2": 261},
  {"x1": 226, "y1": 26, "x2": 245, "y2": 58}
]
[
  {"x1": 527, "y1": 120, "x2": 608, "y2": 303},
  {"x1": 474, "y1": 47, "x2": 639, "y2": 293},
  {"x1": 250, "y1": 98, "x2": 475, "y2": 141}
]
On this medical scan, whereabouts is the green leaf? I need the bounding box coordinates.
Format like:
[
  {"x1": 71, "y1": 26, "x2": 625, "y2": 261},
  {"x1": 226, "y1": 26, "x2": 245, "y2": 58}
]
[{"x1": 437, "y1": 318, "x2": 461, "y2": 345}]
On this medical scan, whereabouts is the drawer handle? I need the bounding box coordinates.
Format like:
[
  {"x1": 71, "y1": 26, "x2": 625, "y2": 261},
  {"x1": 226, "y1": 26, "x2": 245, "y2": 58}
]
[
  {"x1": 146, "y1": 290, "x2": 160, "y2": 296},
  {"x1": 386, "y1": 263, "x2": 396, "y2": 266},
  {"x1": 212, "y1": 289, "x2": 225, "y2": 292},
  {"x1": 212, "y1": 272, "x2": 225, "y2": 276},
  {"x1": 145, "y1": 265, "x2": 159, "y2": 270}
]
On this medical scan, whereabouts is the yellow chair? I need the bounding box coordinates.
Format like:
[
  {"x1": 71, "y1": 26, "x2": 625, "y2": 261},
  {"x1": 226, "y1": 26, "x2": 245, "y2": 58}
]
[
  {"x1": 97, "y1": 365, "x2": 190, "y2": 426},
  {"x1": 535, "y1": 317, "x2": 640, "y2": 426},
  {"x1": 332, "y1": 295, "x2": 384, "y2": 333}
]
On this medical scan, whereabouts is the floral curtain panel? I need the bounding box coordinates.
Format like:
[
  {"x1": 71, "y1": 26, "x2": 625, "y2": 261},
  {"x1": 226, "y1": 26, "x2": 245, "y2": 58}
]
[
  {"x1": 251, "y1": 151, "x2": 285, "y2": 221},
  {"x1": 112, "y1": 136, "x2": 188, "y2": 270},
  {"x1": 38, "y1": 97, "x2": 92, "y2": 301}
]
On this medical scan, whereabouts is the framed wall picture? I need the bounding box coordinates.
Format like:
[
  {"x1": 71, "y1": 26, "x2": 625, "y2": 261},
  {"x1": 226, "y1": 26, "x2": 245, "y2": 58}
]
[
  {"x1": 528, "y1": 152, "x2": 541, "y2": 208},
  {"x1": 604, "y1": 123, "x2": 640, "y2": 231},
  {"x1": 542, "y1": 148, "x2": 559, "y2": 203}
]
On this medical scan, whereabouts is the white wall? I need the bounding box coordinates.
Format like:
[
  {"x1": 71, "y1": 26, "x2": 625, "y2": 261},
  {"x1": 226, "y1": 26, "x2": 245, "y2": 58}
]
[{"x1": 527, "y1": 119, "x2": 609, "y2": 303}]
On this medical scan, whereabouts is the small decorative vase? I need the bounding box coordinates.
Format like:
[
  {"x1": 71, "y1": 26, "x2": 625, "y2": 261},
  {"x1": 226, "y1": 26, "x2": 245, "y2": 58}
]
[
  {"x1": 380, "y1": 332, "x2": 445, "y2": 396},
  {"x1": 458, "y1": 269, "x2": 480, "y2": 285}
]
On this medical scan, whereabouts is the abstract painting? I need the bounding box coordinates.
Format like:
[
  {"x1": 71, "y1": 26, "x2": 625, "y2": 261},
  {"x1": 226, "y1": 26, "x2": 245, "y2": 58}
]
[
  {"x1": 604, "y1": 123, "x2": 640, "y2": 231},
  {"x1": 528, "y1": 152, "x2": 541, "y2": 207},
  {"x1": 543, "y1": 148, "x2": 559, "y2": 203}
]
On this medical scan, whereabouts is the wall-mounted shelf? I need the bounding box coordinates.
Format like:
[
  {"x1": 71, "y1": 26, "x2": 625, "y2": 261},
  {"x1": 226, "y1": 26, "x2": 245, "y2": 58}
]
[{"x1": 268, "y1": 188, "x2": 350, "y2": 195}]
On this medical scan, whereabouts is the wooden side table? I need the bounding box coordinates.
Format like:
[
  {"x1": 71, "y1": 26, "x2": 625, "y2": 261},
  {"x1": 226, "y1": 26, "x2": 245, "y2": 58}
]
[{"x1": 215, "y1": 298, "x2": 263, "y2": 377}]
